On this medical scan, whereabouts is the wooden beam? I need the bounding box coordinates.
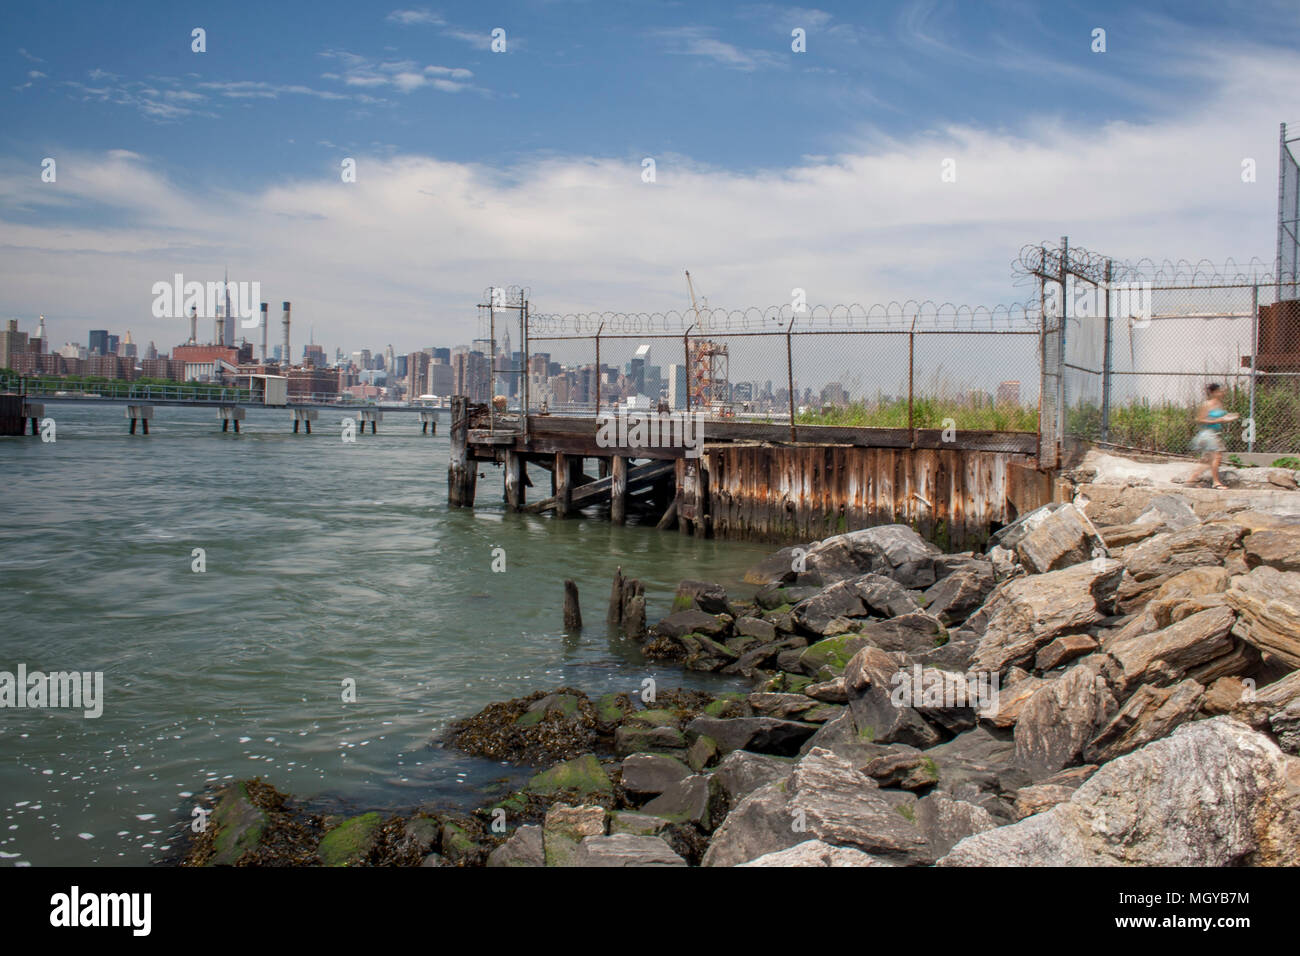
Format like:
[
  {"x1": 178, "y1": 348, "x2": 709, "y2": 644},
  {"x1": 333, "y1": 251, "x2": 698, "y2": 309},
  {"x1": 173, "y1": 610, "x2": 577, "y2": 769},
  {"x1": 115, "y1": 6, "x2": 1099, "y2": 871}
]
[{"x1": 611, "y1": 455, "x2": 627, "y2": 524}]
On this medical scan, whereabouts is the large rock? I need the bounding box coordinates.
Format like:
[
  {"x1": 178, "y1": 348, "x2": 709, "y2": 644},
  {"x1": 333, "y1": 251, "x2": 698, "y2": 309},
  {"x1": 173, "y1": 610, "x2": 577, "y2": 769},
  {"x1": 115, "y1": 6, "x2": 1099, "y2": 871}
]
[
  {"x1": 967, "y1": 559, "x2": 1125, "y2": 676},
  {"x1": 843, "y1": 646, "x2": 943, "y2": 748},
  {"x1": 1013, "y1": 664, "x2": 1117, "y2": 779},
  {"x1": 620, "y1": 753, "x2": 692, "y2": 797},
  {"x1": 988, "y1": 503, "x2": 1066, "y2": 553},
  {"x1": 1083, "y1": 679, "x2": 1204, "y2": 763},
  {"x1": 856, "y1": 613, "x2": 948, "y2": 656},
  {"x1": 486, "y1": 825, "x2": 544, "y2": 867},
  {"x1": 1116, "y1": 523, "x2": 1246, "y2": 612},
  {"x1": 574, "y1": 833, "x2": 686, "y2": 866},
  {"x1": 542, "y1": 804, "x2": 606, "y2": 867},
  {"x1": 655, "y1": 609, "x2": 730, "y2": 639},
  {"x1": 712, "y1": 750, "x2": 795, "y2": 805},
  {"x1": 923, "y1": 563, "x2": 995, "y2": 625},
  {"x1": 702, "y1": 748, "x2": 926, "y2": 866},
  {"x1": 1225, "y1": 566, "x2": 1300, "y2": 668},
  {"x1": 923, "y1": 726, "x2": 1020, "y2": 820},
  {"x1": 1243, "y1": 529, "x2": 1300, "y2": 572},
  {"x1": 685, "y1": 715, "x2": 818, "y2": 756},
  {"x1": 940, "y1": 718, "x2": 1300, "y2": 866},
  {"x1": 737, "y1": 839, "x2": 892, "y2": 867},
  {"x1": 1015, "y1": 503, "x2": 1107, "y2": 574},
  {"x1": 1134, "y1": 494, "x2": 1200, "y2": 531},
  {"x1": 804, "y1": 525, "x2": 942, "y2": 588},
  {"x1": 1104, "y1": 605, "x2": 1237, "y2": 693},
  {"x1": 913, "y1": 792, "x2": 997, "y2": 860},
  {"x1": 641, "y1": 774, "x2": 727, "y2": 830}
]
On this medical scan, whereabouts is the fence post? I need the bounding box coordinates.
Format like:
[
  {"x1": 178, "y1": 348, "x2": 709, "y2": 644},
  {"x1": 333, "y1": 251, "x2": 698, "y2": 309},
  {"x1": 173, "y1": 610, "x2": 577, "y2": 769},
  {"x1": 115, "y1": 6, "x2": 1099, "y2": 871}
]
[
  {"x1": 1058, "y1": 236, "x2": 1068, "y2": 458},
  {"x1": 594, "y1": 324, "x2": 602, "y2": 416},
  {"x1": 522, "y1": 297, "x2": 529, "y2": 442},
  {"x1": 786, "y1": 317, "x2": 796, "y2": 441},
  {"x1": 1249, "y1": 283, "x2": 1259, "y2": 453},
  {"x1": 683, "y1": 325, "x2": 695, "y2": 413},
  {"x1": 908, "y1": 316, "x2": 916, "y2": 449},
  {"x1": 1102, "y1": 258, "x2": 1113, "y2": 443}
]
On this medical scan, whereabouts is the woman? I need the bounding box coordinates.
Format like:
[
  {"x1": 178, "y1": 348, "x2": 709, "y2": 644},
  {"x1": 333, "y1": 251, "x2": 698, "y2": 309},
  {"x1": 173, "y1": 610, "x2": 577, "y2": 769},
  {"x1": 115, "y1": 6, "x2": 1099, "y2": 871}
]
[{"x1": 1183, "y1": 383, "x2": 1238, "y2": 489}]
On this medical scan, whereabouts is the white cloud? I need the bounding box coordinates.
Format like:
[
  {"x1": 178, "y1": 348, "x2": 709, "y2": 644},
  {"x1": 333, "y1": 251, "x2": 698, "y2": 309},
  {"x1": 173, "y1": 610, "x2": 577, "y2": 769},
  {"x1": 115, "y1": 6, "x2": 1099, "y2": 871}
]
[
  {"x1": 387, "y1": 9, "x2": 445, "y2": 26},
  {"x1": 1, "y1": 46, "x2": 1293, "y2": 355},
  {"x1": 651, "y1": 26, "x2": 783, "y2": 71}
]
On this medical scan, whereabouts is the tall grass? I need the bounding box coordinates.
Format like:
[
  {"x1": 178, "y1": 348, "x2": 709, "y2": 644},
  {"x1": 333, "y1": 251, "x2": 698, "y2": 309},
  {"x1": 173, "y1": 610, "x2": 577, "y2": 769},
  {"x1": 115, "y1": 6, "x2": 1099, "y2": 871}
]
[{"x1": 797, "y1": 396, "x2": 1038, "y2": 432}]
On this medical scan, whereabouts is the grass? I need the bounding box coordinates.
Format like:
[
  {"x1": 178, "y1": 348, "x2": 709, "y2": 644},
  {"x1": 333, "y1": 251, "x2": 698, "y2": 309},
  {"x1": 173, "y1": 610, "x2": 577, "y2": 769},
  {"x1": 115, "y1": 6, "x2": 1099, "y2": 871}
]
[{"x1": 797, "y1": 395, "x2": 1038, "y2": 432}]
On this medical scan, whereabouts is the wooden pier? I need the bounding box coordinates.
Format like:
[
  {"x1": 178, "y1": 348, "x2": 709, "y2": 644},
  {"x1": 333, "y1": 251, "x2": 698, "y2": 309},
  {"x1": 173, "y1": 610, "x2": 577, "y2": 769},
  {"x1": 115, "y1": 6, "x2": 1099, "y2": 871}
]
[{"x1": 448, "y1": 397, "x2": 1056, "y2": 549}]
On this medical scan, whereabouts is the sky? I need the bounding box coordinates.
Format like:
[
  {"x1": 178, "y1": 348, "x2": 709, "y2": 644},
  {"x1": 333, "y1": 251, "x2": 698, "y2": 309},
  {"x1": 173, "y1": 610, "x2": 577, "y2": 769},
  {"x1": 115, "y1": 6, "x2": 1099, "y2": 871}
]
[{"x1": 2, "y1": 0, "x2": 1299, "y2": 357}]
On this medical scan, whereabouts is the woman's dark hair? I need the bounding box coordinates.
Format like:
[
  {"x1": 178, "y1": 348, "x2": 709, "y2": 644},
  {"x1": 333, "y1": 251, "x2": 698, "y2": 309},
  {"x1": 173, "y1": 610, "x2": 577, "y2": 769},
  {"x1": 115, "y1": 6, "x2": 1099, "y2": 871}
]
[{"x1": 1206, "y1": 383, "x2": 1223, "y2": 397}]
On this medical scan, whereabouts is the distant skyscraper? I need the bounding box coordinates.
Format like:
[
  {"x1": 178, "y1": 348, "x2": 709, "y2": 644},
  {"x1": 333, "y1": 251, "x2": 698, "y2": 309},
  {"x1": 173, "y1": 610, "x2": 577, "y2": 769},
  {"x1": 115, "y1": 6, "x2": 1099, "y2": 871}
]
[
  {"x1": 668, "y1": 363, "x2": 688, "y2": 410},
  {"x1": 89, "y1": 330, "x2": 108, "y2": 356}
]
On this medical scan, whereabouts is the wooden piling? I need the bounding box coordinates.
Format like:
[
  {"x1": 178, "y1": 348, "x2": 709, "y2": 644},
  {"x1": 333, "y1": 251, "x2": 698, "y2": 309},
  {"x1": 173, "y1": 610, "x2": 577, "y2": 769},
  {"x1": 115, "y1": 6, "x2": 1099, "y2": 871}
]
[
  {"x1": 447, "y1": 396, "x2": 476, "y2": 507},
  {"x1": 563, "y1": 579, "x2": 582, "y2": 630},
  {"x1": 555, "y1": 452, "x2": 573, "y2": 517},
  {"x1": 607, "y1": 566, "x2": 625, "y2": 627},
  {"x1": 504, "y1": 450, "x2": 525, "y2": 510},
  {"x1": 610, "y1": 455, "x2": 627, "y2": 525}
]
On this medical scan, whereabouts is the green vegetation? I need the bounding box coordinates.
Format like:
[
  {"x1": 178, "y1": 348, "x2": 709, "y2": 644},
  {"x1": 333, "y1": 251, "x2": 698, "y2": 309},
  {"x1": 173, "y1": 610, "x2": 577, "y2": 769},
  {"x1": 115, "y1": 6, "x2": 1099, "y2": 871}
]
[
  {"x1": 1273, "y1": 456, "x2": 1300, "y2": 469},
  {"x1": 797, "y1": 396, "x2": 1038, "y2": 432},
  {"x1": 1068, "y1": 380, "x2": 1300, "y2": 455}
]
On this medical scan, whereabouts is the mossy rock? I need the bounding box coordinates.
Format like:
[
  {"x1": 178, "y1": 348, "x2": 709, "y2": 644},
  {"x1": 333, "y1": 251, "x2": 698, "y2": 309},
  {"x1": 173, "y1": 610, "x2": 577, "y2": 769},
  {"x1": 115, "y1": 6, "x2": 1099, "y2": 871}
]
[
  {"x1": 317, "y1": 811, "x2": 383, "y2": 867},
  {"x1": 763, "y1": 672, "x2": 812, "y2": 694},
  {"x1": 208, "y1": 781, "x2": 269, "y2": 866},
  {"x1": 439, "y1": 821, "x2": 481, "y2": 865},
  {"x1": 896, "y1": 802, "x2": 916, "y2": 823},
  {"x1": 595, "y1": 692, "x2": 631, "y2": 726},
  {"x1": 798, "y1": 633, "x2": 866, "y2": 675},
  {"x1": 525, "y1": 754, "x2": 612, "y2": 799},
  {"x1": 609, "y1": 811, "x2": 671, "y2": 837},
  {"x1": 515, "y1": 692, "x2": 582, "y2": 726},
  {"x1": 624, "y1": 708, "x2": 681, "y2": 729},
  {"x1": 686, "y1": 734, "x2": 719, "y2": 772}
]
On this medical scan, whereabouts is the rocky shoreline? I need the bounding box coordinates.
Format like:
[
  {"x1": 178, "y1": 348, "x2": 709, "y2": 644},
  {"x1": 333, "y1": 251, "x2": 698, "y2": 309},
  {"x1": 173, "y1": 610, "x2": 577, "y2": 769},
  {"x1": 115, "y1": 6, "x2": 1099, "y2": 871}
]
[{"x1": 182, "y1": 484, "x2": 1300, "y2": 867}]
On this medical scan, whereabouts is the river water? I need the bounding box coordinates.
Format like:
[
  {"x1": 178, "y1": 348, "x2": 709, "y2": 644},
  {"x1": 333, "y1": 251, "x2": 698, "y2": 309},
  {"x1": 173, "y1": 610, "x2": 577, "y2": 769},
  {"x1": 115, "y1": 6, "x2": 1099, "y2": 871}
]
[{"x1": 0, "y1": 402, "x2": 771, "y2": 866}]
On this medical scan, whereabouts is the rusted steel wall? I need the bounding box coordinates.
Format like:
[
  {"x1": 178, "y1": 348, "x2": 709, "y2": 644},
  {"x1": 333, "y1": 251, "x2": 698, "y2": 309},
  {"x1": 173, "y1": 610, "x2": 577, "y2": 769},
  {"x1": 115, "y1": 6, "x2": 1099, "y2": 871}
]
[{"x1": 703, "y1": 444, "x2": 1048, "y2": 550}]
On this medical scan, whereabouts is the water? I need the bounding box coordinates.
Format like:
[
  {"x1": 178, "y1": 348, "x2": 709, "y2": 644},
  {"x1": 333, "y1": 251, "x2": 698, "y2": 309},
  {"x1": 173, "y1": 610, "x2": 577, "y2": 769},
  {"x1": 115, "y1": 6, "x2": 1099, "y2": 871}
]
[{"x1": 0, "y1": 403, "x2": 771, "y2": 865}]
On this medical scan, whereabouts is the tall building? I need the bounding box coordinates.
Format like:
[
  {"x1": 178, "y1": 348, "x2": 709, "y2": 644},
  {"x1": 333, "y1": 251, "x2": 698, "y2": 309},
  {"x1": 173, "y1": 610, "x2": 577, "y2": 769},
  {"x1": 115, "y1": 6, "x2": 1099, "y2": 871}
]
[
  {"x1": 88, "y1": 329, "x2": 109, "y2": 356},
  {"x1": 996, "y1": 381, "x2": 1022, "y2": 406},
  {"x1": 0, "y1": 320, "x2": 30, "y2": 370},
  {"x1": 667, "y1": 363, "x2": 688, "y2": 410}
]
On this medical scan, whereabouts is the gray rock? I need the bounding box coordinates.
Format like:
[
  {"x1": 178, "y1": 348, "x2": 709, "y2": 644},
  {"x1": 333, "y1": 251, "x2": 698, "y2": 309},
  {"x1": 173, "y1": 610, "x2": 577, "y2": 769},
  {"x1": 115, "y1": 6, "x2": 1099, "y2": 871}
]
[
  {"x1": 712, "y1": 750, "x2": 795, "y2": 805},
  {"x1": 737, "y1": 839, "x2": 894, "y2": 867},
  {"x1": 620, "y1": 753, "x2": 692, "y2": 797},
  {"x1": 968, "y1": 559, "x2": 1125, "y2": 676},
  {"x1": 843, "y1": 646, "x2": 943, "y2": 748},
  {"x1": 923, "y1": 563, "x2": 996, "y2": 625},
  {"x1": 913, "y1": 792, "x2": 997, "y2": 862},
  {"x1": 1117, "y1": 523, "x2": 1247, "y2": 612},
  {"x1": 674, "y1": 579, "x2": 729, "y2": 615},
  {"x1": 486, "y1": 824, "x2": 544, "y2": 867},
  {"x1": 1016, "y1": 503, "x2": 1107, "y2": 574},
  {"x1": 796, "y1": 709, "x2": 895, "y2": 765},
  {"x1": 805, "y1": 524, "x2": 941, "y2": 588},
  {"x1": 856, "y1": 612, "x2": 948, "y2": 655},
  {"x1": 1013, "y1": 664, "x2": 1118, "y2": 779},
  {"x1": 685, "y1": 715, "x2": 818, "y2": 756},
  {"x1": 574, "y1": 833, "x2": 686, "y2": 866},
  {"x1": 641, "y1": 774, "x2": 727, "y2": 830},
  {"x1": 940, "y1": 717, "x2": 1300, "y2": 866},
  {"x1": 702, "y1": 748, "x2": 926, "y2": 866},
  {"x1": 542, "y1": 804, "x2": 606, "y2": 867},
  {"x1": 1083, "y1": 679, "x2": 1204, "y2": 763},
  {"x1": 735, "y1": 616, "x2": 778, "y2": 642},
  {"x1": 655, "y1": 608, "x2": 730, "y2": 639},
  {"x1": 1270, "y1": 700, "x2": 1300, "y2": 755}
]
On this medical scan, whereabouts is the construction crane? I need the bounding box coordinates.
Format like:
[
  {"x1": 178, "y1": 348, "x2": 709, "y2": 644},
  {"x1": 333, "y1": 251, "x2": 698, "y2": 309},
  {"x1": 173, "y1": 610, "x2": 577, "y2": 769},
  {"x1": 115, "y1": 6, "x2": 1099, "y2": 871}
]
[{"x1": 682, "y1": 269, "x2": 732, "y2": 417}]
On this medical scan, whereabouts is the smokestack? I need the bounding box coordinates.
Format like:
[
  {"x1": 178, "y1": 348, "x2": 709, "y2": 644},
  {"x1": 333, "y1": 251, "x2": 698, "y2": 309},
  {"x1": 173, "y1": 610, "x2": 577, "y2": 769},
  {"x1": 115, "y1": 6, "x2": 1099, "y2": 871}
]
[
  {"x1": 189, "y1": 306, "x2": 197, "y2": 345},
  {"x1": 260, "y1": 303, "x2": 268, "y2": 363},
  {"x1": 281, "y1": 302, "x2": 291, "y2": 367}
]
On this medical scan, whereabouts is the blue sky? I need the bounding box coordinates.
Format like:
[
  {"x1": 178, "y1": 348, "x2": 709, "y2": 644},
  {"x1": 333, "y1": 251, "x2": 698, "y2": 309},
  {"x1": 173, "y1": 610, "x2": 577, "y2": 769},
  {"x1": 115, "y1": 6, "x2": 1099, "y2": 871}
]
[{"x1": 3, "y1": 0, "x2": 1299, "y2": 354}]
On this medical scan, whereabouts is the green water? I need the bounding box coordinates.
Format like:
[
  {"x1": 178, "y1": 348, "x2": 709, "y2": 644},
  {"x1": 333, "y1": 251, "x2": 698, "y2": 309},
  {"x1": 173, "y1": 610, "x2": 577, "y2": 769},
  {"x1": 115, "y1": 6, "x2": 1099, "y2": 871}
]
[{"x1": 0, "y1": 402, "x2": 771, "y2": 865}]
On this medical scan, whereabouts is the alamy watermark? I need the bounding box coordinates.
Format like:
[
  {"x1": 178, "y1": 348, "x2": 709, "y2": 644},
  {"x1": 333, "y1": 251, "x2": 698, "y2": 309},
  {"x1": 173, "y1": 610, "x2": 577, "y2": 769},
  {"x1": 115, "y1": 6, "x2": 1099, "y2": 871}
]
[
  {"x1": 151, "y1": 274, "x2": 261, "y2": 327},
  {"x1": 0, "y1": 664, "x2": 104, "y2": 718},
  {"x1": 596, "y1": 409, "x2": 705, "y2": 459},
  {"x1": 889, "y1": 665, "x2": 999, "y2": 717}
]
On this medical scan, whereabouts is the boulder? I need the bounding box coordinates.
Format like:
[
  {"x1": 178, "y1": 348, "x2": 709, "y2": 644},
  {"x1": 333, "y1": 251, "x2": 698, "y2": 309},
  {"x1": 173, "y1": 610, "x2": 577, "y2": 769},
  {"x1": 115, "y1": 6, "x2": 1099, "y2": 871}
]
[
  {"x1": 655, "y1": 609, "x2": 730, "y2": 639},
  {"x1": 525, "y1": 753, "x2": 614, "y2": 801},
  {"x1": 1034, "y1": 633, "x2": 1098, "y2": 672},
  {"x1": 673, "y1": 580, "x2": 730, "y2": 615},
  {"x1": 620, "y1": 753, "x2": 692, "y2": 797},
  {"x1": 791, "y1": 582, "x2": 868, "y2": 634},
  {"x1": 805, "y1": 675, "x2": 849, "y2": 703},
  {"x1": 1012, "y1": 783, "x2": 1078, "y2": 820},
  {"x1": 797, "y1": 632, "x2": 871, "y2": 677},
  {"x1": 913, "y1": 792, "x2": 997, "y2": 861},
  {"x1": 988, "y1": 503, "x2": 1066, "y2": 553},
  {"x1": 542, "y1": 804, "x2": 606, "y2": 867},
  {"x1": 923, "y1": 725, "x2": 1019, "y2": 820},
  {"x1": 317, "y1": 812, "x2": 383, "y2": 867},
  {"x1": 923, "y1": 563, "x2": 996, "y2": 625},
  {"x1": 486, "y1": 825, "x2": 544, "y2": 867},
  {"x1": 615, "y1": 724, "x2": 686, "y2": 755},
  {"x1": 1104, "y1": 605, "x2": 1237, "y2": 693},
  {"x1": 737, "y1": 839, "x2": 893, "y2": 867},
  {"x1": 851, "y1": 574, "x2": 925, "y2": 618},
  {"x1": 968, "y1": 559, "x2": 1125, "y2": 676},
  {"x1": 1243, "y1": 529, "x2": 1300, "y2": 572},
  {"x1": 1134, "y1": 494, "x2": 1200, "y2": 531},
  {"x1": 1116, "y1": 523, "x2": 1246, "y2": 612},
  {"x1": 1271, "y1": 701, "x2": 1300, "y2": 755},
  {"x1": 575, "y1": 833, "x2": 686, "y2": 866},
  {"x1": 796, "y1": 710, "x2": 895, "y2": 766},
  {"x1": 940, "y1": 718, "x2": 1300, "y2": 866},
  {"x1": 608, "y1": 811, "x2": 672, "y2": 837},
  {"x1": 804, "y1": 524, "x2": 941, "y2": 588},
  {"x1": 843, "y1": 646, "x2": 943, "y2": 748},
  {"x1": 1015, "y1": 503, "x2": 1107, "y2": 574},
  {"x1": 747, "y1": 692, "x2": 820, "y2": 720},
  {"x1": 684, "y1": 715, "x2": 818, "y2": 756},
  {"x1": 1083, "y1": 679, "x2": 1205, "y2": 763},
  {"x1": 1225, "y1": 566, "x2": 1300, "y2": 668},
  {"x1": 860, "y1": 746, "x2": 938, "y2": 789},
  {"x1": 641, "y1": 774, "x2": 727, "y2": 830},
  {"x1": 1013, "y1": 664, "x2": 1118, "y2": 779},
  {"x1": 712, "y1": 750, "x2": 795, "y2": 805},
  {"x1": 984, "y1": 670, "x2": 1048, "y2": 729},
  {"x1": 856, "y1": 612, "x2": 949, "y2": 655},
  {"x1": 744, "y1": 547, "x2": 800, "y2": 586},
  {"x1": 702, "y1": 748, "x2": 927, "y2": 866},
  {"x1": 206, "y1": 781, "x2": 269, "y2": 866},
  {"x1": 734, "y1": 616, "x2": 778, "y2": 642}
]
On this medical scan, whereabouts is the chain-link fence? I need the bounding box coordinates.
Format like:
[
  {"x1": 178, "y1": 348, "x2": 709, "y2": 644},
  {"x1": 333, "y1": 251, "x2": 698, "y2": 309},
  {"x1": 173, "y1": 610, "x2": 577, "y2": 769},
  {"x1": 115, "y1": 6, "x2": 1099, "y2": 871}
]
[{"x1": 519, "y1": 302, "x2": 1042, "y2": 451}]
